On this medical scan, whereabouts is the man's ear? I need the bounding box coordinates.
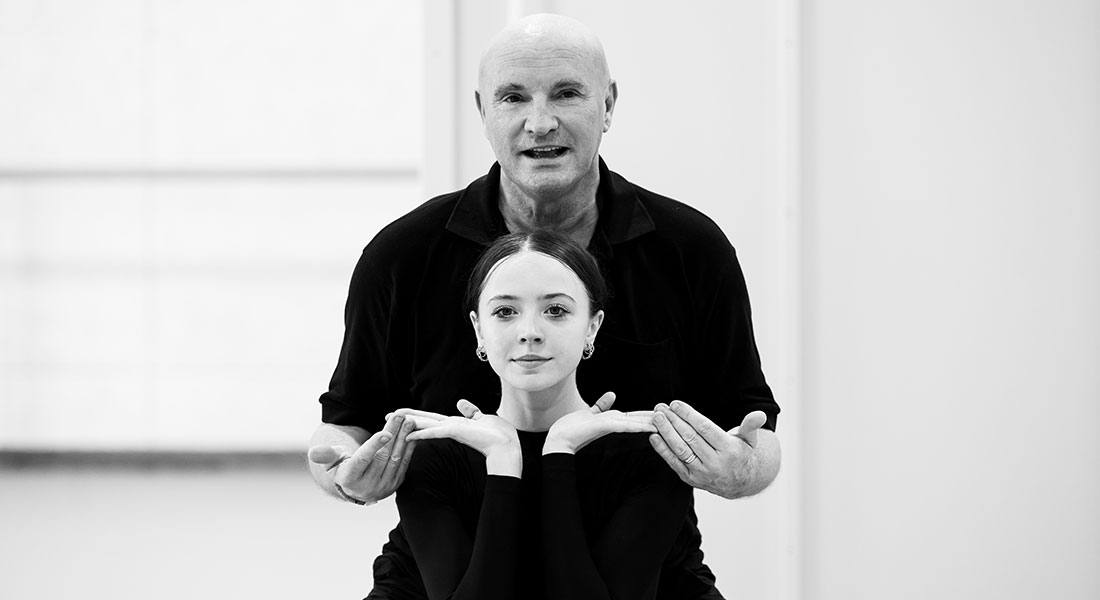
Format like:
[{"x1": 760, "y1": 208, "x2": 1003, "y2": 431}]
[
  {"x1": 602, "y1": 80, "x2": 618, "y2": 132},
  {"x1": 475, "y1": 90, "x2": 485, "y2": 121}
]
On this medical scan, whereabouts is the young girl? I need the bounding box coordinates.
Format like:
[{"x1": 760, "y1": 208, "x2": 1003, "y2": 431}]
[{"x1": 394, "y1": 231, "x2": 691, "y2": 600}]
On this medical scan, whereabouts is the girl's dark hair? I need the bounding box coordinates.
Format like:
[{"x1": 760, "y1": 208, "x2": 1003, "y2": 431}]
[{"x1": 464, "y1": 230, "x2": 608, "y2": 316}]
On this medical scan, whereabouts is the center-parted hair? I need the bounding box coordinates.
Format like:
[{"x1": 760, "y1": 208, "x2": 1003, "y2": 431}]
[{"x1": 465, "y1": 230, "x2": 608, "y2": 316}]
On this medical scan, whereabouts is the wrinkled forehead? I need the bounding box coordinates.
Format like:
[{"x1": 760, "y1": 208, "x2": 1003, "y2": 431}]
[{"x1": 479, "y1": 28, "x2": 609, "y2": 92}]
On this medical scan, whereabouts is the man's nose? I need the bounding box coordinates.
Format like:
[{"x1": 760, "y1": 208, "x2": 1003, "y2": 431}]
[{"x1": 524, "y1": 100, "x2": 558, "y2": 137}]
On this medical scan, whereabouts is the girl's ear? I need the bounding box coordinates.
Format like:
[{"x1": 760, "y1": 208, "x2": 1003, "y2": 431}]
[
  {"x1": 469, "y1": 310, "x2": 484, "y2": 345},
  {"x1": 587, "y1": 309, "x2": 604, "y2": 342}
]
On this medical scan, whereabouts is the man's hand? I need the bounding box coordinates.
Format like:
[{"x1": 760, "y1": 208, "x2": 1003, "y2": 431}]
[
  {"x1": 649, "y1": 401, "x2": 779, "y2": 499},
  {"x1": 544, "y1": 392, "x2": 657, "y2": 455},
  {"x1": 307, "y1": 414, "x2": 417, "y2": 505}
]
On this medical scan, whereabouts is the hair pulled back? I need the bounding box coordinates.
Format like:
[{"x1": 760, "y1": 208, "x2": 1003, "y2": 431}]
[{"x1": 464, "y1": 230, "x2": 608, "y2": 316}]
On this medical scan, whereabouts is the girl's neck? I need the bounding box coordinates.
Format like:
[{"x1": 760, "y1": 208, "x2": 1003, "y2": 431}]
[{"x1": 495, "y1": 379, "x2": 588, "y2": 432}]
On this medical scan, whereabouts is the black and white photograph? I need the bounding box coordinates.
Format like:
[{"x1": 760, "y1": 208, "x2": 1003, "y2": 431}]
[{"x1": 1, "y1": 1, "x2": 1097, "y2": 599}]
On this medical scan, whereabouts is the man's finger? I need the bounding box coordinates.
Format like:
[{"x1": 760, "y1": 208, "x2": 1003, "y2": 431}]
[
  {"x1": 378, "y1": 419, "x2": 416, "y2": 489},
  {"x1": 591, "y1": 391, "x2": 616, "y2": 413},
  {"x1": 653, "y1": 406, "x2": 702, "y2": 464},
  {"x1": 346, "y1": 417, "x2": 402, "y2": 478},
  {"x1": 658, "y1": 404, "x2": 717, "y2": 462},
  {"x1": 392, "y1": 439, "x2": 419, "y2": 489},
  {"x1": 669, "y1": 400, "x2": 729, "y2": 452},
  {"x1": 731, "y1": 410, "x2": 767, "y2": 448},
  {"x1": 649, "y1": 433, "x2": 692, "y2": 480}
]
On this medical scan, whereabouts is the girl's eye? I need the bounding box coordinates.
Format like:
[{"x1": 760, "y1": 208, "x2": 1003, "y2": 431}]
[
  {"x1": 491, "y1": 306, "x2": 517, "y2": 318},
  {"x1": 545, "y1": 305, "x2": 570, "y2": 317}
]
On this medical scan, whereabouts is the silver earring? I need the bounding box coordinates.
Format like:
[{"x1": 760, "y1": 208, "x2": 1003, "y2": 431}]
[
  {"x1": 582, "y1": 342, "x2": 595, "y2": 360},
  {"x1": 476, "y1": 346, "x2": 488, "y2": 362}
]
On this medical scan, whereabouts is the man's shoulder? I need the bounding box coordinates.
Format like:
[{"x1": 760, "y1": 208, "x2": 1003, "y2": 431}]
[
  {"x1": 610, "y1": 170, "x2": 735, "y2": 256},
  {"x1": 367, "y1": 189, "x2": 461, "y2": 251},
  {"x1": 355, "y1": 186, "x2": 480, "y2": 276}
]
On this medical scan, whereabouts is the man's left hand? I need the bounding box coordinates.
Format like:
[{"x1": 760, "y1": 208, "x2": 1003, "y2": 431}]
[{"x1": 650, "y1": 401, "x2": 778, "y2": 499}]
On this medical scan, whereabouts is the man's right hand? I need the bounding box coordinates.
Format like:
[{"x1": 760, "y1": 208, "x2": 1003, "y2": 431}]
[{"x1": 307, "y1": 414, "x2": 417, "y2": 505}]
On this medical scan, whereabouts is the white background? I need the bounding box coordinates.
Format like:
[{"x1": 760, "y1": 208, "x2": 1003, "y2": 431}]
[{"x1": 1, "y1": 1, "x2": 1097, "y2": 598}]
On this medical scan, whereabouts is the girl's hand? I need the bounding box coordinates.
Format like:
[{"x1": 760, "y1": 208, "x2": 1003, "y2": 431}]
[
  {"x1": 403, "y1": 400, "x2": 522, "y2": 477},
  {"x1": 544, "y1": 392, "x2": 657, "y2": 455}
]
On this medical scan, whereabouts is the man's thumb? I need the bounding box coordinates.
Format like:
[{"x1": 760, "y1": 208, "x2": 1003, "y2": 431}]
[
  {"x1": 308, "y1": 445, "x2": 344, "y2": 467},
  {"x1": 732, "y1": 411, "x2": 767, "y2": 448}
]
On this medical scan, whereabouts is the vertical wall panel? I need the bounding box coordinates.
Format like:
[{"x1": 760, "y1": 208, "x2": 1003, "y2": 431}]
[{"x1": 802, "y1": 1, "x2": 1100, "y2": 598}]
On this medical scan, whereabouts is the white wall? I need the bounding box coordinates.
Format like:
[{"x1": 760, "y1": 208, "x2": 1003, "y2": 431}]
[
  {"x1": 0, "y1": 0, "x2": 426, "y2": 450},
  {"x1": 802, "y1": 1, "x2": 1100, "y2": 598}
]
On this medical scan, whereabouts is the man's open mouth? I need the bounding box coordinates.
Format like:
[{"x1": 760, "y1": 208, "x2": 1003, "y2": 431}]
[{"x1": 522, "y1": 146, "x2": 568, "y2": 159}]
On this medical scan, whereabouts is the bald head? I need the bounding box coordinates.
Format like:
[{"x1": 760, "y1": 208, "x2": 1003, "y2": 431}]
[
  {"x1": 474, "y1": 14, "x2": 618, "y2": 207},
  {"x1": 479, "y1": 14, "x2": 611, "y2": 93}
]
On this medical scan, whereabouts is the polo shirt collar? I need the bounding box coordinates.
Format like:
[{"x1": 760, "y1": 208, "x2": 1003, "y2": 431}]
[{"x1": 444, "y1": 157, "x2": 656, "y2": 249}]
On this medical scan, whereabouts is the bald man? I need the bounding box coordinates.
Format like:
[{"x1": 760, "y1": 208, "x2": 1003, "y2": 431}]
[{"x1": 309, "y1": 14, "x2": 780, "y2": 599}]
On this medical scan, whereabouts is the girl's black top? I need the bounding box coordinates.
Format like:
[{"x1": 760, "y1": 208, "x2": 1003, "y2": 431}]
[{"x1": 396, "y1": 430, "x2": 693, "y2": 600}]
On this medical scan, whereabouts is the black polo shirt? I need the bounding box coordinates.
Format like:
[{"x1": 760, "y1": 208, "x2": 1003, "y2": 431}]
[
  {"x1": 321, "y1": 159, "x2": 777, "y2": 430},
  {"x1": 320, "y1": 158, "x2": 778, "y2": 599}
]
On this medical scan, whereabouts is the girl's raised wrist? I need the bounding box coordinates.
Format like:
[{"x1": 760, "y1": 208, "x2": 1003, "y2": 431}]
[
  {"x1": 542, "y1": 433, "x2": 576, "y2": 455},
  {"x1": 485, "y1": 446, "x2": 523, "y2": 478}
]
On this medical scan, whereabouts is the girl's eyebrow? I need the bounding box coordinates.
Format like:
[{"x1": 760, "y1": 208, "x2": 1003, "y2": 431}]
[{"x1": 487, "y1": 293, "x2": 576, "y2": 303}]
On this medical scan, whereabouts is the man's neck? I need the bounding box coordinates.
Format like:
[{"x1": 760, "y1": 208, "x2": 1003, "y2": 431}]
[{"x1": 498, "y1": 176, "x2": 600, "y2": 247}]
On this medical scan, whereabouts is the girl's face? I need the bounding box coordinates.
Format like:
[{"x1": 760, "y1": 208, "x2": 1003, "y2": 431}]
[{"x1": 471, "y1": 250, "x2": 603, "y2": 395}]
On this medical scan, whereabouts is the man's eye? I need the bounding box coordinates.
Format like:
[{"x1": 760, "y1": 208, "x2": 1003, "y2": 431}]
[
  {"x1": 501, "y1": 94, "x2": 523, "y2": 103},
  {"x1": 559, "y1": 89, "x2": 580, "y2": 99}
]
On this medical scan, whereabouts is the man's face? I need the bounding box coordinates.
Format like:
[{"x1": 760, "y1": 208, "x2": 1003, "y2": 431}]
[{"x1": 477, "y1": 41, "x2": 614, "y2": 201}]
